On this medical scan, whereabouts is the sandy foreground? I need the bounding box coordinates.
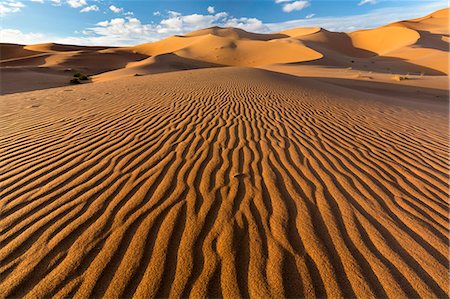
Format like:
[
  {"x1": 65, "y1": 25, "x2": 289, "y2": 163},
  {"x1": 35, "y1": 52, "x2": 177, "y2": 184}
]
[
  {"x1": 0, "y1": 8, "x2": 449, "y2": 299},
  {"x1": 1, "y1": 67, "x2": 448, "y2": 298}
]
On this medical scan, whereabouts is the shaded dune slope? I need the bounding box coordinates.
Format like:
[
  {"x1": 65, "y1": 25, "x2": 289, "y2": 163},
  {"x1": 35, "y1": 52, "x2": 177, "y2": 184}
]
[
  {"x1": 0, "y1": 68, "x2": 448, "y2": 298},
  {"x1": 1, "y1": 8, "x2": 448, "y2": 94}
]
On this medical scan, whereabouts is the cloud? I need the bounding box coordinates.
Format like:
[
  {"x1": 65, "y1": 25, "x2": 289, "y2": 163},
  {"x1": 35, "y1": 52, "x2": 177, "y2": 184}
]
[
  {"x1": 0, "y1": 28, "x2": 47, "y2": 44},
  {"x1": 267, "y1": 1, "x2": 446, "y2": 32},
  {"x1": 158, "y1": 11, "x2": 231, "y2": 34},
  {"x1": 3, "y1": 0, "x2": 445, "y2": 47},
  {"x1": 109, "y1": 5, "x2": 123, "y2": 13},
  {"x1": 207, "y1": 6, "x2": 215, "y2": 14},
  {"x1": 275, "y1": 0, "x2": 292, "y2": 3},
  {"x1": 51, "y1": 0, "x2": 61, "y2": 6},
  {"x1": 223, "y1": 17, "x2": 267, "y2": 32},
  {"x1": 168, "y1": 10, "x2": 181, "y2": 17},
  {"x1": 67, "y1": 0, "x2": 86, "y2": 8},
  {"x1": 153, "y1": 11, "x2": 160, "y2": 16},
  {"x1": 282, "y1": 0, "x2": 310, "y2": 12},
  {"x1": 92, "y1": 17, "x2": 152, "y2": 39},
  {"x1": 30, "y1": 0, "x2": 44, "y2": 3},
  {"x1": 305, "y1": 13, "x2": 315, "y2": 19},
  {"x1": 0, "y1": 1, "x2": 25, "y2": 15},
  {"x1": 80, "y1": 4, "x2": 98, "y2": 12},
  {"x1": 68, "y1": 10, "x2": 267, "y2": 45},
  {"x1": 358, "y1": 0, "x2": 377, "y2": 6}
]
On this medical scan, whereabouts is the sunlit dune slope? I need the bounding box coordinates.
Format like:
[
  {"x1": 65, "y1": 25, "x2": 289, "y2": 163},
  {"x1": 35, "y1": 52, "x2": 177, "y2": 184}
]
[
  {"x1": 131, "y1": 27, "x2": 322, "y2": 66},
  {"x1": 1, "y1": 8, "x2": 449, "y2": 91},
  {"x1": 349, "y1": 27, "x2": 420, "y2": 55}
]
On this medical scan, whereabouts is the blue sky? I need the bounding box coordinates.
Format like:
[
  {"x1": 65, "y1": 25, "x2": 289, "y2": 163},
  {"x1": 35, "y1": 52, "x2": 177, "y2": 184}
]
[{"x1": 0, "y1": 0, "x2": 447, "y2": 46}]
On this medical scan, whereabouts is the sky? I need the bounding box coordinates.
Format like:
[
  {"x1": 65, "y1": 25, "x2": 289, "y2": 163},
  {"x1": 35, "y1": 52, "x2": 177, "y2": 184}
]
[{"x1": 0, "y1": 0, "x2": 447, "y2": 46}]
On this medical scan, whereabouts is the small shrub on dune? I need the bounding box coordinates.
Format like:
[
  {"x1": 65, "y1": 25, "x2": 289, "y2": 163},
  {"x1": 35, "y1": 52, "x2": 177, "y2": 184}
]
[
  {"x1": 73, "y1": 73, "x2": 90, "y2": 80},
  {"x1": 70, "y1": 78, "x2": 81, "y2": 84}
]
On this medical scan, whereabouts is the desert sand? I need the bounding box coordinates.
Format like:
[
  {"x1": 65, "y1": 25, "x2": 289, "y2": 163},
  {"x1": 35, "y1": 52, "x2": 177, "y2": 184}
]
[{"x1": 0, "y1": 9, "x2": 449, "y2": 298}]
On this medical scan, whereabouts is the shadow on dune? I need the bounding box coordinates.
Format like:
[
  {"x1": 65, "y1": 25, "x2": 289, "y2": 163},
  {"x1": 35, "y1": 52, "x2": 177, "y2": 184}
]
[
  {"x1": 299, "y1": 30, "x2": 377, "y2": 58},
  {"x1": 92, "y1": 53, "x2": 226, "y2": 82},
  {"x1": 290, "y1": 55, "x2": 447, "y2": 76},
  {"x1": 415, "y1": 30, "x2": 450, "y2": 52},
  {"x1": 0, "y1": 67, "x2": 73, "y2": 95},
  {"x1": 257, "y1": 67, "x2": 448, "y2": 110},
  {"x1": 302, "y1": 76, "x2": 449, "y2": 105},
  {"x1": 0, "y1": 53, "x2": 226, "y2": 94}
]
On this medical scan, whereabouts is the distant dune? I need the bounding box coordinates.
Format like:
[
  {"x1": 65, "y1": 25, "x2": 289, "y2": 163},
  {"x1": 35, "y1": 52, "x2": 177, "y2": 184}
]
[
  {"x1": 1, "y1": 8, "x2": 448, "y2": 94},
  {"x1": 0, "y1": 9, "x2": 448, "y2": 298}
]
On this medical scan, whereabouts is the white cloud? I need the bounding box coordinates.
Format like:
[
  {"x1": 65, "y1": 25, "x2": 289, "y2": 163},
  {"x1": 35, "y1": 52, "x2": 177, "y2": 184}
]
[
  {"x1": 158, "y1": 11, "x2": 231, "y2": 34},
  {"x1": 0, "y1": 28, "x2": 47, "y2": 44},
  {"x1": 92, "y1": 17, "x2": 152, "y2": 39},
  {"x1": 358, "y1": 0, "x2": 377, "y2": 6},
  {"x1": 80, "y1": 4, "x2": 98, "y2": 12},
  {"x1": 30, "y1": 0, "x2": 44, "y2": 3},
  {"x1": 268, "y1": 1, "x2": 446, "y2": 32},
  {"x1": 168, "y1": 10, "x2": 181, "y2": 17},
  {"x1": 275, "y1": 0, "x2": 292, "y2": 3},
  {"x1": 283, "y1": 0, "x2": 310, "y2": 13},
  {"x1": 109, "y1": 5, "x2": 123, "y2": 13},
  {"x1": 51, "y1": 0, "x2": 61, "y2": 6},
  {"x1": 153, "y1": 11, "x2": 160, "y2": 16},
  {"x1": 67, "y1": 10, "x2": 267, "y2": 45},
  {"x1": 96, "y1": 20, "x2": 108, "y2": 26},
  {"x1": 207, "y1": 6, "x2": 215, "y2": 14},
  {"x1": 67, "y1": 0, "x2": 86, "y2": 8},
  {"x1": 0, "y1": 0, "x2": 25, "y2": 15},
  {"x1": 305, "y1": 13, "x2": 315, "y2": 19},
  {"x1": 4, "y1": 0, "x2": 24, "y2": 8},
  {"x1": 2, "y1": 1, "x2": 445, "y2": 47},
  {"x1": 223, "y1": 17, "x2": 267, "y2": 32}
]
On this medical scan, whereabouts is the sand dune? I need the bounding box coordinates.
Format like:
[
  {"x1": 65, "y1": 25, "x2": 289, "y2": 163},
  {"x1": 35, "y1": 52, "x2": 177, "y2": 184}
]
[
  {"x1": 93, "y1": 53, "x2": 223, "y2": 82},
  {"x1": 24, "y1": 43, "x2": 109, "y2": 53},
  {"x1": 0, "y1": 8, "x2": 449, "y2": 298},
  {"x1": 131, "y1": 29, "x2": 322, "y2": 67},
  {"x1": 1, "y1": 8, "x2": 448, "y2": 94},
  {"x1": 0, "y1": 45, "x2": 148, "y2": 94},
  {"x1": 280, "y1": 27, "x2": 322, "y2": 38},
  {"x1": 0, "y1": 44, "x2": 42, "y2": 60},
  {"x1": 349, "y1": 26, "x2": 420, "y2": 55},
  {"x1": 0, "y1": 67, "x2": 448, "y2": 298}
]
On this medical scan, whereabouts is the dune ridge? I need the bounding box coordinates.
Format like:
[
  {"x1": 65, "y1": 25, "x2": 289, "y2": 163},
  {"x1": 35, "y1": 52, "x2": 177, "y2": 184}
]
[
  {"x1": 1, "y1": 8, "x2": 448, "y2": 94},
  {"x1": 0, "y1": 67, "x2": 448, "y2": 298}
]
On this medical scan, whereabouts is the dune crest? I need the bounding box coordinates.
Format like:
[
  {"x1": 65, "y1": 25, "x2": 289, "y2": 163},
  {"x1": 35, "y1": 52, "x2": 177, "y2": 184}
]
[
  {"x1": 1, "y1": 9, "x2": 448, "y2": 93},
  {"x1": 349, "y1": 26, "x2": 420, "y2": 55}
]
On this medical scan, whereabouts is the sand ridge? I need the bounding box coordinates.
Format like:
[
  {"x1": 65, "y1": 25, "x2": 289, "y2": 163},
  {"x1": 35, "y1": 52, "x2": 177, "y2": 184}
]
[
  {"x1": 1, "y1": 8, "x2": 448, "y2": 94},
  {"x1": 0, "y1": 67, "x2": 448, "y2": 298}
]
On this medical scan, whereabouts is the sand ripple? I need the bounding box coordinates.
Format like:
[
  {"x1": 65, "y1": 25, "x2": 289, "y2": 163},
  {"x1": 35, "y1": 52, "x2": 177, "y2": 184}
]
[{"x1": 0, "y1": 68, "x2": 448, "y2": 298}]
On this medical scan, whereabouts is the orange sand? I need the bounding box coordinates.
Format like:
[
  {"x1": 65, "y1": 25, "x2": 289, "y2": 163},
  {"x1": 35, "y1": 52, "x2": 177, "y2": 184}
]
[{"x1": 0, "y1": 9, "x2": 448, "y2": 298}]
